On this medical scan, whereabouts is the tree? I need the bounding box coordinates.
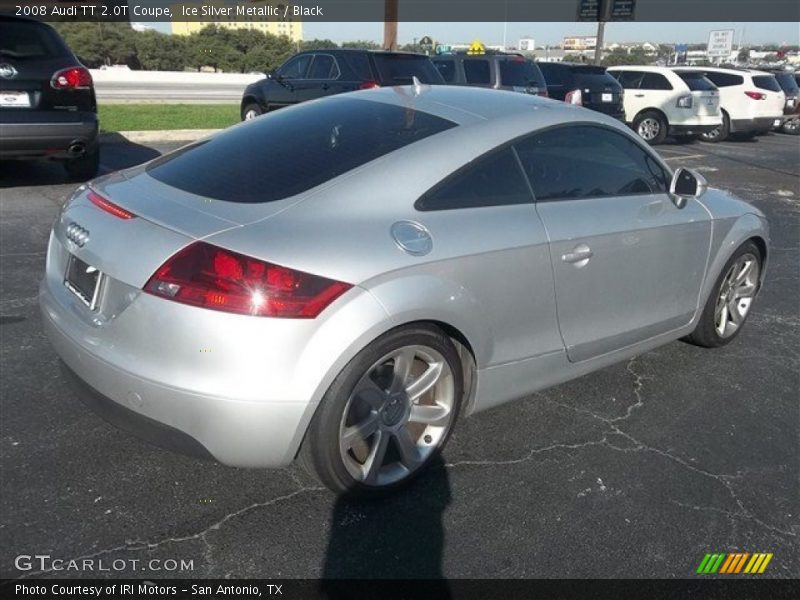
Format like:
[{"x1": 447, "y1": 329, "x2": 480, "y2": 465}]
[
  {"x1": 737, "y1": 47, "x2": 751, "y2": 64},
  {"x1": 52, "y1": 22, "x2": 136, "y2": 67},
  {"x1": 134, "y1": 30, "x2": 186, "y2": 71},
  {"x1": 341, "y1": 40, "x2": 381, "y2": 50},
  {"x1": 301, "y1": 39, "x2": 339, "y2": 51}
]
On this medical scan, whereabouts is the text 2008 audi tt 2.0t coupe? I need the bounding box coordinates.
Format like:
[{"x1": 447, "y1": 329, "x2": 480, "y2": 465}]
[{"x1": 40, "y1": 85, "x2": 768, "y2": 496}]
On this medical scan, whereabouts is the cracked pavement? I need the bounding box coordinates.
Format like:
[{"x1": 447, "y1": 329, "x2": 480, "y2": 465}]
[{"x1": 1, "y1": 134, "x2": 797, "y2": 579}]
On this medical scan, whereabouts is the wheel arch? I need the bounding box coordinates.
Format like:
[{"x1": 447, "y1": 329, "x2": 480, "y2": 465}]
[{"x1": 633, "y1": 107, "x2": 668, "y2": 127}]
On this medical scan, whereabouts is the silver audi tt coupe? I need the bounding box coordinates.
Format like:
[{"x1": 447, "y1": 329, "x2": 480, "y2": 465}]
[{"x1": 40, "y1": 85, "x2": 769, "y2": 495}]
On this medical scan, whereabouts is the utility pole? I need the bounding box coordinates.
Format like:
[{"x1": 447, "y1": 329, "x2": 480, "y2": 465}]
[
  {"x1": 384, "y1": 0, "x2": 398, "y2": 51},
  {"x1": 594, "y1": 0, "x2": 614, "y2": 64}
]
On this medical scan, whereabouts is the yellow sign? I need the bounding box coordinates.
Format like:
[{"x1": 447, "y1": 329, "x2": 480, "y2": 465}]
[{"x1": 467, "y1": 40, "x2": 486, "y2": 55}]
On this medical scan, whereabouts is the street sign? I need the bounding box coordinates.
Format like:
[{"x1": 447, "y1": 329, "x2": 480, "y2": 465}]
[
  {"x1": 419, "y1": 36, "x2": 434, "y2": 53},
  {"x1": 577, "y1": 0, "x2": 636, "y2": 21},
  {"x1": 467, "y1": 40, "x2": 486, "y2": 55},
  {"x1": 707, "y1": 29, "x2": 735, "y2": 58}
]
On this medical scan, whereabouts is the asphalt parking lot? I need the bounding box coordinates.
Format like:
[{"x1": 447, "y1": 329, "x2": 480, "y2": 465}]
[{"x1": 1, "y1": 133, "x2": 797, "y2": 580}]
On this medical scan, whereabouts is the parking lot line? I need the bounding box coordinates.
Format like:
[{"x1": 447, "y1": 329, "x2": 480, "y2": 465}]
[{"x1": 662, "y1": 154, "x2": 706, "y2": 161}]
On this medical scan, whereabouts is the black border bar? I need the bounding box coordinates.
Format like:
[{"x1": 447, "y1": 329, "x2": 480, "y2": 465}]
[{"x1": 1, "y1": 0, "x2": 799, "y2": 23}]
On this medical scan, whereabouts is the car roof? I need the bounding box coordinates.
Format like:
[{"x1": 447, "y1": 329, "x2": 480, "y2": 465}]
[
  {"x1": 607, "y1": 65, "x2": 678, "y2": 74},
  {"x1": 295, "y1": 48, "x2": 428, "y2": 57},
  {"x1": 673, "y1": 66, "x2": 772, "y2": 77}
]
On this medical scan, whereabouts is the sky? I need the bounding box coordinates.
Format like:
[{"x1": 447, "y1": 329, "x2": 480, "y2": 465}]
[{"x1": 143, "y1": 21, "x2": 799, "y2": 46}]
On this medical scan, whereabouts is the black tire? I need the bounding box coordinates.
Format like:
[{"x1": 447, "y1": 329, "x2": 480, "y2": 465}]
[
  {"x1": 633, "y1": 110, "x2": 668, "y2": 145},
  {"x1": 781, "y1": 118, "x2": 800, "y2": 135},
  {"x1": 241, "y1": 102, "x2": 262, "y2": 121},
  {"x1": 685, "y1": 241, "x2": 762, "y2": 348},
  {"x1": 700, "y1": 111, "x2": 729, "y2": 143},
  {"x1": 63, "y1": 148, "x2": 99, "y2": 181},
  {"x1": 300, "y1": 325, "x2": 463, "y2": 497}
]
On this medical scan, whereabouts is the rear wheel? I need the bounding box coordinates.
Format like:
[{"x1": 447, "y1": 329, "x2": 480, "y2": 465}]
[
  {"x1": 300, "y1": 325, "x2": 463, "y2": 497},
  {"x1": 633, "y1": 111, "x2": 668, "y2": 145},
  {"x1": 781, "y1": 118, "x2": 800, "y2": 135},
  {"x1": 241, "y1": 103, "x2": 262, "y2": 121},
  {"x1": 700, "y1": 112, "x2": 729, "y2": 143},
  {"x1": 686, "y1": 241, "x2": 762, "y2": 348},
  {"x1": 63, "y1": 148, "x2": 99, "y2": 181}
]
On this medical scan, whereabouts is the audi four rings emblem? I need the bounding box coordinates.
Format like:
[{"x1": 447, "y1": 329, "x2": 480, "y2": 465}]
[
  {"x1": 66, "y1": 223, "x2": 90, "y2": 247},
  {"x1": 0, "y1": 64, "x2": 18, "y2": 79}
]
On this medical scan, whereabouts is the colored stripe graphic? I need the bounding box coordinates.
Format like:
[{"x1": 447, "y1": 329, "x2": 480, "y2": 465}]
[{"x1": 698, "y1": 552, "x2": 772, "y2": 574}]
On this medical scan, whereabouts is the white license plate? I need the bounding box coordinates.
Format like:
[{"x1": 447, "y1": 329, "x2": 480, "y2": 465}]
[
  {"x1": 706, "y1": 98, "x2": 715, "y2": 105},
  {"x1": 774, "y1": 119, "x2": 782, "y2": 127},
  {"x1": 0, "y1": 91, "x2": 30, "y2": 107},
  {"x1": 65, "y1": 254, "x2": 103, "y2": 309},
  {"x1": 601, "y1": 93, "x2": 612, "y2": 102}
]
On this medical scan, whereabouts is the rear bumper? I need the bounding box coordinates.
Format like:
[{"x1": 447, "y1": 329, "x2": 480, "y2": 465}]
[
  {"x1": 0, "y1": 111, "x2": 98, "y2": 159},
  {"x1": 730, "y1": 116, "x2": 784, "y2": 133}
]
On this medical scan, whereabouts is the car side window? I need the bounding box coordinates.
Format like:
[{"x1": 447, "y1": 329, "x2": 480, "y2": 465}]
[
  {"x1": 464, "y1": 60, "x2": 491, "y2": 85},
  {"x1": 538, "y1": 63, "x2": 564, "y2": 86},
  {"x1": 640, "y1": 73, "x2": 673, "y2": 90},
  {"x1": 308, "y1": 54, "x2": 340, "y2": 80},
  {"x1": 615, "y1": 71, "x2": 644, "y2": 89},
  {"x1": 432, "y1": 59, "x2": 456, "y2": 83},
  {"x1": 514, "y1": 125, "x2": 669, "y2": 201},
  {"x1": 416, "y1": 147, "x2": 532, "y2": 211},
  {"x1": 278, "y1": 54, "x2": 312, "y2": 79}
]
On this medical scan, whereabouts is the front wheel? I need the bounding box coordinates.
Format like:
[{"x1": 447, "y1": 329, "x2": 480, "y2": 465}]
[
  {"x1": 686, "y1": 241, "x2": 762, "y2": 348},
  {"x1": 300, "y1": 325, "x2": 463, "y2": 497},
  {"x1": 241, "y1": 103, "x2": 263, "y2": 121}
]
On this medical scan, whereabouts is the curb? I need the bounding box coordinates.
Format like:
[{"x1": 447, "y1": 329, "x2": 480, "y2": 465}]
[{"x1": 100, "y1": 129, "x2": 222, "y2": 145}]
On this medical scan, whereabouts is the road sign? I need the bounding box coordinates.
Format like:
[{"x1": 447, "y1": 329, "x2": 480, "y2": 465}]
[
  {"x1": 467, "y1": 40, "x2": 486, "y2": 55},
  {"x1": 707, "y1": 29, "x2": 735, "y2": 58},
  {"x1": 419, "y1": 36, "x2": 434, "y2": 52},
  {"x1": 577, "y1": 0, "x2": 636, "y2": 21}
]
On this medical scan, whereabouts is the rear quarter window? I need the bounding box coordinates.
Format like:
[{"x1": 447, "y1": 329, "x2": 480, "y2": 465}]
[
  {"x1": 752, "y1": 75, "x2": 782, "y2": 93},
  {"x1": 640, "y1": 73, "x2": 673, "y2": 90},
  {"x1": 147, "y1": 98, "x2": 457, "y2": 203},
  {"x1": 371, "y1": 55, "x2": 443, "y2": 85},
  {"x1": 498, "y1": 59, "x2": 543, "y2": 87},
  {"x1": 463, "y1": 60, "x2": 491, "y2": 85},
  {"x1": 703, "y1": 72, "x2": 744, "y2": 87},
  {"x1": 0, "y1": 20, "x2": 68, "y2": 59}
]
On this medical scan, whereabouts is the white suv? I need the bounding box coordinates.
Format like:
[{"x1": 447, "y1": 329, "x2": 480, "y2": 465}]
[
  {"x1": 672, "y1": 67, "x2": 786, "y2": 142},
  {"x1": 608, "y1": 66, "x2": 721, "y2": 144}
]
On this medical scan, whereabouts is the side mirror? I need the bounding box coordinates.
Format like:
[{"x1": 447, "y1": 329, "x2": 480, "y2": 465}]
[{"x1": 669, "y1": 167, "x2": 707, "y2": 209}]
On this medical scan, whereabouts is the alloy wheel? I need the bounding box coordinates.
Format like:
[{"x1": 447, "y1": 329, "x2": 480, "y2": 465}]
[
  {"x1": 638, "y1": 117, "x2": 661, "y2": 141},
  {"x1": 338, "y1": 345, "x2": 455, "y2": 487},
  {"x1": 715, "y1": 253, "x2": 760, "y2": 338}
]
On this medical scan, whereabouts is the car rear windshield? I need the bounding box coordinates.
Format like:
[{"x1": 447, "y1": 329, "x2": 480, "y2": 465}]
[
  {"x1": 752, "y1": 75, "x2": 782, "y2": 92},
  {"x1": 574, "y1": 71, "x2": 620, "y2": 89},
  {"x1": 499, "y1": 59, "x2": 543, "y2": 87},
  {"x1": 773, "y1": 73, "x2": 800, "y2": 94},
  {"x1": 677, "y1": 72, "x2": 718, "y2": 91},
  {"x1": 147, "y1": 98, "x2": 457, "y2": 203},
  {"x1": 371, "y1": 54, "x2": 444, "y2": 85},
  {"x1": 0, "y1": 20, "x2": 67, "y2": 59}
]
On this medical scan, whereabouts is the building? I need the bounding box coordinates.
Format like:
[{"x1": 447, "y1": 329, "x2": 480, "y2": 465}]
[
  {"x1": 562, "y1": 36, "x2": 597, "y2": 51},
  {"x1": 170, "y1": 1, "x2": 302, "y2": 42},
  {"x1": 518, "y1": 38, "x2": 536, "y2": 52}
]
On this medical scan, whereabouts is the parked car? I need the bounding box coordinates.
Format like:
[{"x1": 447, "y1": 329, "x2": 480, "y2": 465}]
[
  {"x1": 0, "y1": 16, "x2": 99, "y2": 180},
  {"x1": 430, "y1": 51, "x2": 548, "y2": 96},
  {"x1": 607, "y1": 66, "x2": 721, "y2": 144},
  {"x1": 538, "y1": 62, "x2": 625, "y2": 120},
  {"x1": 240, "y1": 49, "x2": 444, "y2": 120},
  {"x1": 42, "y1": 86, "x2": 768, "y2": 496},
  {"x1": 758, "y1": 67, "x2": 799, "y2": 135},
  {"x1": 673, "y1": 67, "x2": 785, "y2": 142}
]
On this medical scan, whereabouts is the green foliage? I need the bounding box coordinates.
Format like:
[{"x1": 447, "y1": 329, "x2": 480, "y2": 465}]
[
  {"x1": 601, "y1": 47, "x2": 655, "y2": 67},
  {"x1": 301, "y1": 39, "x2": 339, "y2": 51},
  {"x1": 341, "y1": 40, "x2": 381, "y2": 50},
  {"x1": 52, "y1": 22, "x2": 136, "y2": 67}
]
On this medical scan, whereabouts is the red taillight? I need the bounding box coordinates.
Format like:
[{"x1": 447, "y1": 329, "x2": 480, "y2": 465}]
[
  {"x1": 51, "y1": 67, "x2": 93, "y2": 90},
  {"x1": 744, "y1": 91, "x2": 766, "y2": 100},
  {"x1": 565, "y1": 89, "x2": 583, "y2": 105},
  {"x1": 359, "y1": 80, "x2": 380, "y2": 90},
  {"x1": 144, "y1": 242, "x2": 352, "y2": 318},
  {"x1": 87, "y1": 190, "x2": 136, "y2": 220}
]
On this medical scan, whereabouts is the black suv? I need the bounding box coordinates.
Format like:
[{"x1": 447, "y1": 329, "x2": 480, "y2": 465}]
[
  {"x1": 0, "y1": 16, "x2": 99, "y2": 180},
  {"x1": 240, "y1": 49, "x2": 444, "y2": 120},
  {"x1": 430, "y1": 51, "x2": 548, "y2": 96},
  {"x1": 538, "y1": 62, "x2": 625, "y2": 120},
  {"x1": 758, "y1": 67, "x2": 799, "y2": 135}
]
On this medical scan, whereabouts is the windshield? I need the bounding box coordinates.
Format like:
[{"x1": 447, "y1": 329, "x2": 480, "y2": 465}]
[
  {"x1": 371, "y1": 54, "x2": 444, "y2": 85},
  {"x1": 0, "y1": 20, "x2": 67, "y2": 59},
  {"x1": 147, "y1": 98, "x2": 457, "y2": 203},
  {"x1": 499, "y1": 59, "x2": 543, "y2": 87}
]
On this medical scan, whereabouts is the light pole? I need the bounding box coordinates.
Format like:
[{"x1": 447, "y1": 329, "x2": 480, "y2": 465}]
[{"x1": 384, "y1": 0, "x2": 398, "y2": 51}]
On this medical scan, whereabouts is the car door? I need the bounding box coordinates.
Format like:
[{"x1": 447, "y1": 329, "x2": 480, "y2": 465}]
[
  {"x1": 293, "y1": 54, "x2": 349, "y2": 102},
  {"x1": 514, "y1": 124, "x2": 712, "y2": 362},
  {"x1": 612, "y1": 70, "x2": 646, "y2": 121},
  {"x1": 269, "y1": 53, "x2": 312, "y2": 109}
]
